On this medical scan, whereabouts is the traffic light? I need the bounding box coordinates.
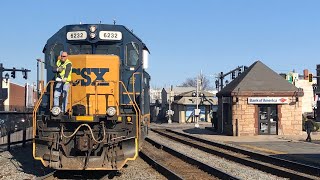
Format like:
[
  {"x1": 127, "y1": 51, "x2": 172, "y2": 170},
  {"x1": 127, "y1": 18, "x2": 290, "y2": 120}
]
[
  {"x1": 238, "y1": 68, "x2": 242, "y2": 76},
  {"x1": 231, "y1": 72, "x2": 235, "y2": 79},
  {"x1": 215, "y1": 80, "x2": 219, "y2": 89},
  {"x1": 11, "y1": 68, "x2": 16, "y2": 78},
  {"x1": 309, "y1": 73, "x2": 313, "y2": 82},
  {"x1": 23, "y1": 70, "x2": 28, "y2": 79}
]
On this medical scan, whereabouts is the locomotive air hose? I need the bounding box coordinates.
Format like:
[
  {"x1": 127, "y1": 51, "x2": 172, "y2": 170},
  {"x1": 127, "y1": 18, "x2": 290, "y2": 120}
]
[{"x1": 61, "y1": 122, "x2": 106, "y2": 143}]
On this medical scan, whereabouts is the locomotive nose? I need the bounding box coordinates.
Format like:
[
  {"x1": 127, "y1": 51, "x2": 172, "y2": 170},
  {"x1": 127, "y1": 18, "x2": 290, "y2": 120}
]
[{"x1": 69, "y1": 55, "x2": 120, "y2": 119}]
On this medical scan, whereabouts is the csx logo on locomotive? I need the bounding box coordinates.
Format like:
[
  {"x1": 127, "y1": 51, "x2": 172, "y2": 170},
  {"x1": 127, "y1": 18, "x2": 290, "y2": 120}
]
[{"x1": 72, "y1": 68, "x2": 109, "y2": 86}]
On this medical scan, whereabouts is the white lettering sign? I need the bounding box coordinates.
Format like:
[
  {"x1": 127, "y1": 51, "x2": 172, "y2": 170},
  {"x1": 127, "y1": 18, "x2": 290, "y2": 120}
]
[
  {"x1": 99, "y1": 31, "x2": 122, "y2": 40},
  {"x1": 67, "y1": 31, "x2": 87, "y2": 40},
  {"x1": 248, "y1": 97, "x2": 289, "y2": 104}
]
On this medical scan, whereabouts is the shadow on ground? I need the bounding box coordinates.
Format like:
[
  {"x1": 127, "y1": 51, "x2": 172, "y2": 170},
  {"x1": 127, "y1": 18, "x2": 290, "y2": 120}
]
[
  {"x1": 0, "y1": 143, "x2": 54, "y2": 177},
  {"x1": 183, "y1": 128, "x2": 220, "y2": 135},
  {"x1": 4, "y1": 144, "x2": 119, "y2": 179},
  {"x1": 271, "y1": 153, "x2": 320, "y2": 168}
]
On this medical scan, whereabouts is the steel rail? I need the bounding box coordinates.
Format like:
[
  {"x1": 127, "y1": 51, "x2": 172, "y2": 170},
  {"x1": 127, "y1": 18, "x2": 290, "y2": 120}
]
[
  {"x1": 139, "y1": 150, "x2": 183, "y2": 180},
  {"x1": 143, "y1": 137, "x2": 239, "y2": 180},
  {"x1": 165, "y1": 128, "x2": 320, "y2": 177},
  {"x1": 152, "y1": 129, "x2": 318, "y2": 180}
]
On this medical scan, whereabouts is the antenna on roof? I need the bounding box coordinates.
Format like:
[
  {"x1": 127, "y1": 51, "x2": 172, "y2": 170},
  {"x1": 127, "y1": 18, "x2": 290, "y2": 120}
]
[{"x1": 113, "y1": 19, "x2": 116, "y2": 25}]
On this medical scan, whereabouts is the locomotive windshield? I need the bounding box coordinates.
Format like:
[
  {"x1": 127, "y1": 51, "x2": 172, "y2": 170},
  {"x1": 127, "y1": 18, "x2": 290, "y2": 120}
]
[{"x1": 68, "y1": 44, "x2": 120, "y2": 56}]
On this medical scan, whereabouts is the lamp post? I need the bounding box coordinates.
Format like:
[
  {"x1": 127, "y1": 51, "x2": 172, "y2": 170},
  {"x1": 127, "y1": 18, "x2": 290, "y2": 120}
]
[
  {"x1": 167, "y1": 85, "x2": 173, "y2": 124},
  {"x1": 0, "y1": 64, "x2": 4, "y2": 111},
  {"x1": 194, "y1": 78, "x2": 200, "y2": 128}
]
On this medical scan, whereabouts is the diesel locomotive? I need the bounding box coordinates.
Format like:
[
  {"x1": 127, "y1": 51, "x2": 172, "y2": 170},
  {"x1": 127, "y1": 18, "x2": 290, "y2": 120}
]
[{"x1": 33, "y1": 23, "x2": 150, "y2": 170}]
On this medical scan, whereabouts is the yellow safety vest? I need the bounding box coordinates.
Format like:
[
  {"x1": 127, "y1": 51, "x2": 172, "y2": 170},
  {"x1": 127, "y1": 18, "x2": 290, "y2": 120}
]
[{"x1": 56, "y1": 59, "x2": 72, "y2": 83}]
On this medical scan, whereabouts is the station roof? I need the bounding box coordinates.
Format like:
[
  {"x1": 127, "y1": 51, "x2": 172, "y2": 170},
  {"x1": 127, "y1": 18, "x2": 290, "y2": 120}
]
[
  {"x1": 216, "y1": 61, "x2": 301, "y2": 97},
  {"x1": 173, "y1": 90, "x2": 217, "y2": 105}
]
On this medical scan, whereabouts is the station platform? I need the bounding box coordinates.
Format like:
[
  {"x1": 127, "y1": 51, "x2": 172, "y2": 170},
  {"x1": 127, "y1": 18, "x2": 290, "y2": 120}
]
[{"x1": 150, "y1": 122, "x2": 320, "y2": 168}]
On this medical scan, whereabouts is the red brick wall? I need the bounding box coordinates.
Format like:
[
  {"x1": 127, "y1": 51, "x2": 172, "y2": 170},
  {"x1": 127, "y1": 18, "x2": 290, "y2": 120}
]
[{"x1": 9, "y1": 83, "x2": 25, "y2": 111}]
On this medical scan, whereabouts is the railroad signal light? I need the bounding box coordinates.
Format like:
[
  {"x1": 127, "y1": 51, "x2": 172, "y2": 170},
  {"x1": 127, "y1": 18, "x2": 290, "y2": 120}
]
[
  {"x1": 244, "y1": 66, "x2": 248, "y2": 71},
  {"x1": 215, "y1": 80, "x2": 219, "y2": 89},
  {"x1": 231, "y1": 72, "x2": 235, "y2": 79},
  {"x1": 23, "y1": 70, "x2": 28, "y2": 79},
  {"x1": 309, "y1": 73, "x2": 313, "y2": 82},
  {"x1": 11, "y1": 68, "x2": 16, "y2": 78},
  {"x1": 238, "y1": 68, "x2": 242, "y2": 76}
]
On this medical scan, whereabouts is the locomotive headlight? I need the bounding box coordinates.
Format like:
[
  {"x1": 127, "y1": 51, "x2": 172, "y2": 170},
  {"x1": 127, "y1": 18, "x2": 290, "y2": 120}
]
[
  {"x1": 107, "y1": 107, "x2": 116, "y2": 116},
  {"x1": 90, "y1": 33, "x2": 96, "y2": 39},
  {"x1": 89, "y1": 25, "x2": 96, "y2": 32},
  {"x1": 51, "y1": 107, "x2": 61, "y2": 116}
]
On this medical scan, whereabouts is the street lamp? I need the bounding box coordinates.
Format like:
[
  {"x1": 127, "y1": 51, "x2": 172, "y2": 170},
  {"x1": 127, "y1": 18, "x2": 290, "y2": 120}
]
[{"x1": 194, "y1": 78, "x2": 201, "y2": 128}]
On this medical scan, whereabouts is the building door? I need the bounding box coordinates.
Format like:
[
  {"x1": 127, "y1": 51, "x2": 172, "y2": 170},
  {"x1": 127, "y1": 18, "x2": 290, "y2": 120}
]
[{"x1": 258, "y1": 105, "x2": 278, "y2": 135}]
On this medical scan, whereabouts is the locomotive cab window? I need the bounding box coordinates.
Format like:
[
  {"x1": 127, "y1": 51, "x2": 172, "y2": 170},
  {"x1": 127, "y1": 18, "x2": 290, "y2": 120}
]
[
  {"x1": 49, "y1": 44, "x2": 64, "y2": 66},
  {"x1": 69, "y1": 44, "x2": 92, "y2": 54},
  {"x1": 96, "y1": 44, "x2": 120, "y2": 56},
  {"x1": 126, "y1": 42, "x2": 140, "y2": 66}
]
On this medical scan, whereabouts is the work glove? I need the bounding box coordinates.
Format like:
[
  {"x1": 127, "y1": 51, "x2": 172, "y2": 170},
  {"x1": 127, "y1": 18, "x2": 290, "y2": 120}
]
[{"x1": 57, "y1": 67, "x2": 64, "y2": 72}]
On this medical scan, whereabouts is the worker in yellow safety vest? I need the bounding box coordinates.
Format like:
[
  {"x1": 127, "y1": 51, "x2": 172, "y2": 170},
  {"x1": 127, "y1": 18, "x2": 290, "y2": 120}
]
[{"x1": 53, "y1": 51, "x2": 72, "y2": 114}]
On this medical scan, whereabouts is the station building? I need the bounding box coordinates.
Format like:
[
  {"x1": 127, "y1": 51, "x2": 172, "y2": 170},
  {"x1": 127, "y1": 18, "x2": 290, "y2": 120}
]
[
  {"x1": 216, "y1": 61, "x2": 304, "y2": 136},
  {"x1": 156, "y1": 86, "x2": 217, "y2": 123},
  {"x1": 171, "y1": 90, "x2": 217, "y2": 123}
]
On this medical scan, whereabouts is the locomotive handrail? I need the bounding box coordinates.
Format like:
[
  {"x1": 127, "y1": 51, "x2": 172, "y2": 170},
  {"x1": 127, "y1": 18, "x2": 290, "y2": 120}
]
[
  {"x1": 132, "y1": 72, "x2": 142, "y2": 137},
  {"x1": 33, "y1": 80, "x2": 55, "y2": 137},
  {"x1": 119, "y1": 80, "x2": 139, "y2": 133}
]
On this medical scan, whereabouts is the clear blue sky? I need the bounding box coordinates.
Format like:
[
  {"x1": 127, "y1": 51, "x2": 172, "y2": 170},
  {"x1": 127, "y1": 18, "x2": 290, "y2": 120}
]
[{"x1": 1, "y1": 0, "x2": 319, "y2": 88}]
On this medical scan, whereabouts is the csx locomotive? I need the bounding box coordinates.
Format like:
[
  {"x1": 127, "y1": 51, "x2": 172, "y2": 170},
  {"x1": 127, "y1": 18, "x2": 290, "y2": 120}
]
[{"x1": 33, "y1": 24, "x2": 150, "y2": 170}]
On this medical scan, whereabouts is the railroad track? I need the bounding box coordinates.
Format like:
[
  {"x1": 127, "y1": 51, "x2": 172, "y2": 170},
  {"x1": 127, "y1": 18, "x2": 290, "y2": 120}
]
[
  {"x1": 140, "y1": 137, "x2": 238, "y2": 180},
  {"x1": 36, "y1": 170, "x2": 117, "y2": 180},
  {"x1": 151, "y1": 128, "x2": 320, "y2": 180}
]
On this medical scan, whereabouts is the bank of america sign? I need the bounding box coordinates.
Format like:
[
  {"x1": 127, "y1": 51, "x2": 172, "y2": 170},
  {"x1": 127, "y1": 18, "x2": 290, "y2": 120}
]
[{"x1": 248, "y1": 97, "x2": 289, "y2": 104}]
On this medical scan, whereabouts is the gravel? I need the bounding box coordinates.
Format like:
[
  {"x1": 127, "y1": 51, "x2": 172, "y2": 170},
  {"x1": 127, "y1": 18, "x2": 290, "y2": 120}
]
[
  {"x1": 0, "y1": 144, "x2": 165, "y2": 180},
  {"x1": 147, "y1": 131, "x2": 287, "y2": 180},
  {"x1": 0, "y1": 144, "x2": 51, "y2": 180},
  {"x1": 112, "y1": 157, "x2": 166, "y2": 180}
]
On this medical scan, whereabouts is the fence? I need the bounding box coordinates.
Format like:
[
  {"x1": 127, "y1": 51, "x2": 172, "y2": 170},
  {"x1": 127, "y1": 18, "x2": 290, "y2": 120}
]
[{"x1": 0, "y1": 111, "x2": 33, "y2": 151}]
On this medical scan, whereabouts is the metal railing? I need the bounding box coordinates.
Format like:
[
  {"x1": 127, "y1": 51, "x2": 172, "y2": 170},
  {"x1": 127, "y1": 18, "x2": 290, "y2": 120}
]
[{"x1": 0, "y1": 111, "x2": 33, "y2": 151}]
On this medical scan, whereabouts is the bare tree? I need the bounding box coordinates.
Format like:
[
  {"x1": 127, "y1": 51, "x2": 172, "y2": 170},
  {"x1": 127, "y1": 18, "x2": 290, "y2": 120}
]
[{"x1": 180, "y1": 74, "x2": 212, "y2": 90}]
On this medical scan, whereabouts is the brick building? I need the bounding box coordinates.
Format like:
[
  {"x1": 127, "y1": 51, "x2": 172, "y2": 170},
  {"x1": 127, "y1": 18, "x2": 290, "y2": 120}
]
[
  {"x1": 1, "y1": 80, "x2": 36, "y2": 111},
  {"x1": 216, "y1": 61, "x2": 303, "y2": 136}
]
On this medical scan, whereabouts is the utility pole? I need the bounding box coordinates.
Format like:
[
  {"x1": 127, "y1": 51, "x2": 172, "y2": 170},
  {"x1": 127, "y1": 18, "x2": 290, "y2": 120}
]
[
  {"x1": 36, "y1": 59, "x2": 45, "y2": 99},
  {"x1": 194, "y1": 78, "x2": 200, "y2": 128},
  {"x1": 316, "y1": 65, "x2": 320, "y2": 121},
  {"x1": 167, "y1": 85, "x2": 174, "y2": 124},
  {"x1": 0, "y1": 64, "x2": 4, "y2": 111}
]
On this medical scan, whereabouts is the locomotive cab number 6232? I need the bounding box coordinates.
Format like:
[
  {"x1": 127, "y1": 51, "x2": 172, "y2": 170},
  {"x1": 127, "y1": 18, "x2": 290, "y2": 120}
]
[
  {"x1": 99, "y1": 31, "x2": 122, "y2": 40},
  {"x1": 67, "y1": 31, "x2": 87, "y2": 40}
]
